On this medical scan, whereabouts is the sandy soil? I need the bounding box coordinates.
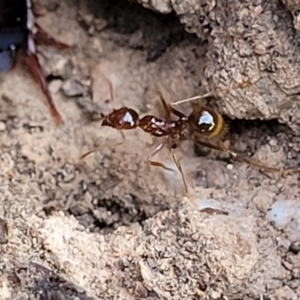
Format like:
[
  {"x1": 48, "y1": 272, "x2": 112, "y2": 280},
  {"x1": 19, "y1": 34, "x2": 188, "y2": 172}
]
[{"x1": 0, "y1": 0, "x2": 299, "y2": 299}]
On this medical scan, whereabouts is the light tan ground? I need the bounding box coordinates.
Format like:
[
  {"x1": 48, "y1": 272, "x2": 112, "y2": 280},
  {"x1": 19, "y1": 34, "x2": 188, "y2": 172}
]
[{"x1": 0, "y1": 0, "x2": 299, "y2": 299}]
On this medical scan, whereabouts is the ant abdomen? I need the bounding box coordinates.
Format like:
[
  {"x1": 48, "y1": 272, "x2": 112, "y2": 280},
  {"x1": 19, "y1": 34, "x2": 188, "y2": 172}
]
[
  {"x1": 102, "y1": 107, "x2": 139, "y2": 130},
  {"x1": 188, "y1": 107, "x2": 226, "y2": 138}
]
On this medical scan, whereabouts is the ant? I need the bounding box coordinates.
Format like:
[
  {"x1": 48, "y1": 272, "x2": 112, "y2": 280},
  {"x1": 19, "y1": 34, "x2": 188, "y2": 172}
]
[{"x1": 80, "y1": 88, "x2": 298, "y2": 195}]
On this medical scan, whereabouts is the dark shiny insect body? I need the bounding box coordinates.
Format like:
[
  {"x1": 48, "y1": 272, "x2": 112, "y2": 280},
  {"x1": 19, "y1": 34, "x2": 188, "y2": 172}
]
[
  {"x1": 81, "y1": 92, "x2": 296, "y2": 194},
  {"x1": 0, "y1": 0, "x2": 69, "y2": 125},
  {"x1": 102, "y1": 106, "x2": 187, "y2": 137}
]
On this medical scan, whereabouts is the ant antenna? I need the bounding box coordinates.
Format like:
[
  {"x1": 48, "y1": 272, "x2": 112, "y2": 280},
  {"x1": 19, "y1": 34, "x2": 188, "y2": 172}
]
[
  {"x1": 170, "y1": 78, "x2": 252, "y2": 107},
  {"x1": 79, "y1": 140, "x2": 125, "y2": 160}
]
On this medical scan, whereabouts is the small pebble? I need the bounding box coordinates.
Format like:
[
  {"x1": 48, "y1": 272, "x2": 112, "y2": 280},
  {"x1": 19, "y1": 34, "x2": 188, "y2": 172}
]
[
  {"x1": 0, "y1": 122, "x2": 6, "y2": 131},
  {"x1": 227, "y1": 164, "x2": 233, "y2": 170},
  {"x1": 48, "y1": 79, "x2": 62, "y2": 94},
  {"x1": 62, "y1": 79, "x2": 87, "y2": 97}
]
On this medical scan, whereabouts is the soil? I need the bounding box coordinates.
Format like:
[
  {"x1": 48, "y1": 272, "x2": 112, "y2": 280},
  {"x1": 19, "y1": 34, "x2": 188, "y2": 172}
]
[{"x1": 0, "y1": 0, "x2": 299, "y2": 299}]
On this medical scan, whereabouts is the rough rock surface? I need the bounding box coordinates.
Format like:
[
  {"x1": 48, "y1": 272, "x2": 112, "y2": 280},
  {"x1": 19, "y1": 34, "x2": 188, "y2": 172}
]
[
  {"x1": 135, "y1": 0, "x2": 300, "y2": 135},
  {"x1": 281, "y1": 0, "x2": 300, "y2": 30},
  {"x1": 0, "y1": 0, "x2": 300, "y2": 299}
]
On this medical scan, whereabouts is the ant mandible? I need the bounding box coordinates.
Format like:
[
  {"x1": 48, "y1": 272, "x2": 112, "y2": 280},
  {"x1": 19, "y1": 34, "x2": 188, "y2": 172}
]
[{"x1": 80, "y1": 88, "x2": 297, "y2": 195}]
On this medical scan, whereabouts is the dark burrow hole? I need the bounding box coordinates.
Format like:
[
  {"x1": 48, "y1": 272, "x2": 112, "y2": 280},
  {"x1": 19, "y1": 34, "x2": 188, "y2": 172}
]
[
  {"x1": 68, "y1": 196, "x2": 148, "y2": 234},
  {"x1": 43, "y1": 197, "x2": 150, "y2": 235},
  {"x1": 43, "y1": 192, "x2": 152, "y2": 234},
  {"x1": 192, "y1": 116, "x2": 300, "y2": 189},
  {"x1": 194, "y1": 117, "x2": 297, "y2": 165},
  {"x1": 82, "y1": 0, "x2": 203, "y2": 62},
  {"x1": 226, "y1": 117, "x2": 294, "y2": 153},
  {"x1": 27, "y1": 264, "x2": 94, "y2": 300},
  {"x1": 41, "y1": 174, "x2": 155, "y2": 235}
]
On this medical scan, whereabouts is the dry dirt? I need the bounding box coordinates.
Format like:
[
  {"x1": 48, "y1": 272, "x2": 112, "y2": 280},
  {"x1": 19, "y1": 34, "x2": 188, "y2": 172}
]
[
  {"x1": 135, "y1": 0, "x2": 300, "y2": 135},
  {"x1": 0, "y1": 0, "x2": 300, "y2": 299}
]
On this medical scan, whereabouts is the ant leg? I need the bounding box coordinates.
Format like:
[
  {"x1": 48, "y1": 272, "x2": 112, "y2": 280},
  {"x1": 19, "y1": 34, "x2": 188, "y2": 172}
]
[
  {"x1": 34, "y1": 23, "x2": 70, "y2": 50},
  {"x1": 80, "y1": 138, "x2": 125, "y2": 160},
  {"x1": 168, "y1": 106, "x2": 187, "y2": 119},
  {"x1": 148, "y1": 160, "x2": 173, "y2": 171},
  {"x1": 80, "y1": 147, "x2": 103, "y2": 160},
  {"x1": 147, "y1": 137, "x2": 178, "y2": 171},
  {"x1": 145, "y1": 136, "x2": 156, "y2": 148},
  {"x1": 194, "y1": 138, "x2": 297, "y2": 174},
  {"x1": 225, "y1": 147, "x2": 298, "y2": 173},
  {"x1": 148, "y1": 141, "x2": 192, "y2": 196},
  {"x1": 147, "y1": 137, "x2": 173, "y2": 171},
  {"x1": 170, "y1": 145, "x2": 189, "y2": 195},
  {"x1": 91, "y1": 65, "x2": 114, "y2": 103},
  {"x1": 157, "y1": 91, "x2": 187, "y2": 119},
  {"x1": 120, "y1": 130, "x2": 126, "y2": 142},
  {"x1": 219, "y1": 140, "x2": 286, "y2": 172},
  {"x1": 170, "y1": 78, "x2": 252, "y2": 107},
  {"x1": 157, "y1": 91, "x2": 172, "y2": 120},
  {"x1": 103, "y1": 73, "x2": 114, "y2": 103},
  {"x1": 25, "y1": 34, "x2": 64, "y2": 125}
]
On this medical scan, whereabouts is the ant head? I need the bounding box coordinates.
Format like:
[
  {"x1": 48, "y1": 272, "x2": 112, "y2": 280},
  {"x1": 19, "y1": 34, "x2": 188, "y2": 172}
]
[
  {"x1": 188, "y1": 107, "x2": 226, "y2": 138},
  {"x1": 101, "y1": 107, "x2": 139, "y2": 130}
]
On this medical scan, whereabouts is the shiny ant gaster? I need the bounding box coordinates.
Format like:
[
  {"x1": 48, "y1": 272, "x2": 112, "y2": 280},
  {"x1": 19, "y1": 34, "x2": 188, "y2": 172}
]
[{"x1": 80, "y1": 92, "x2": 297, "y2": 194}]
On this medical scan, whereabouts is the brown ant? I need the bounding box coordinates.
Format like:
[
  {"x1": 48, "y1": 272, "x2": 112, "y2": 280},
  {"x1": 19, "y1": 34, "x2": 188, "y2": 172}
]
[{"x1": 80, "y1": 89, "x2": 298, "y2": 194}]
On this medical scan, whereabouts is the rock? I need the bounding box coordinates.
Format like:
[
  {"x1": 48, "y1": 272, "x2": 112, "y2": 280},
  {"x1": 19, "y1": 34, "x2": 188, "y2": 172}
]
[
  {"x1": 132, "y1": 0, "x2": 300, "y2": 134},
  {"x1": 61, "y1": 79, "x2": 88, "y2": 98}
]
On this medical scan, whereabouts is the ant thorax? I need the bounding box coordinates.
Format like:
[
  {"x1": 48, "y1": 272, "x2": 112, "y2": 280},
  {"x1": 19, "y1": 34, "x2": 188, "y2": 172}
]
[{"x1": 139, "y1": 115, "x2": 169, "y2": 136}]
